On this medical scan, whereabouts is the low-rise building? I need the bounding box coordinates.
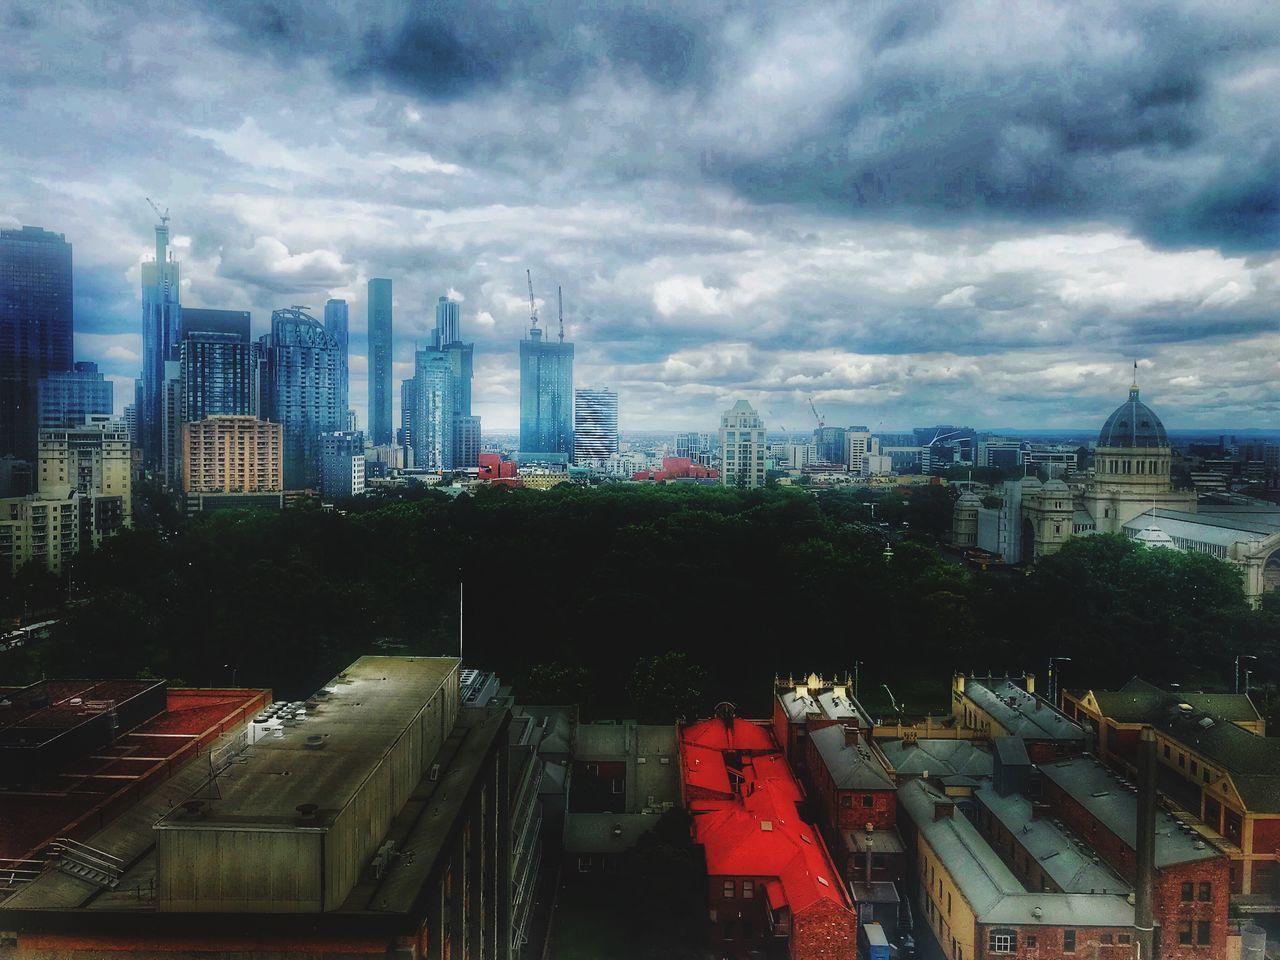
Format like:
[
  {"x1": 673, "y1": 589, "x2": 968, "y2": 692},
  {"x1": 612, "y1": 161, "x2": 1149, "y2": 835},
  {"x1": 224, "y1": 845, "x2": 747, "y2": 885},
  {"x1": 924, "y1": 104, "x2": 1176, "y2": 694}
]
[{"x1": 952, "y1": 673, "x2": 1085, "y2": 763}]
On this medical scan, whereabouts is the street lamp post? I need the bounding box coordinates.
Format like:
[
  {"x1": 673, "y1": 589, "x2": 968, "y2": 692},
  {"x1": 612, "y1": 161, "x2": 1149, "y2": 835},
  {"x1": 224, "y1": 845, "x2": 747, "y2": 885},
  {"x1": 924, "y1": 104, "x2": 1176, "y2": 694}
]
[
  {"x1": 853, "y1": 660, "x2": 863, "y2": 701},
  {"x1": 1235, "y1": 655, "x2": 1257, "y2": 694},
  {"x1": 1048, "y1": 656, "x2": 1072, "y2": 709}
]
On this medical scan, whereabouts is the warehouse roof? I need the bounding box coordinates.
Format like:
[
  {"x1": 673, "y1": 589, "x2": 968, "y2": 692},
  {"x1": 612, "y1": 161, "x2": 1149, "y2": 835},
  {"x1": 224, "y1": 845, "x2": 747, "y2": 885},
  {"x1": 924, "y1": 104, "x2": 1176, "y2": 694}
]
[
  {"x1": 964, "y1": 678, "x2": 1084, "y2": 742},
  {"x1": 878, "y1": 738, "x2": 993, "y2": 779},
  {"x1": 1082, "y1": 677, "x2": 1261, "y2": 727},
  {"x1": 807, "y1": 725, "x2": 895, "y2": 791}
]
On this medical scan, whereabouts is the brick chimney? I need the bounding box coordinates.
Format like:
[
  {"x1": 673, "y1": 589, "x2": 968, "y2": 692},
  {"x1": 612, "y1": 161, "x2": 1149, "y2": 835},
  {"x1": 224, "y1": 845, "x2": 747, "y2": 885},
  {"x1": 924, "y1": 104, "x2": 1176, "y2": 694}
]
[
  {"x1": 934, "y1": 800, "x2": 954, "y2": 821},
  {"x1": 843, "y1": 723, "x2": 860, "y2": 747}
]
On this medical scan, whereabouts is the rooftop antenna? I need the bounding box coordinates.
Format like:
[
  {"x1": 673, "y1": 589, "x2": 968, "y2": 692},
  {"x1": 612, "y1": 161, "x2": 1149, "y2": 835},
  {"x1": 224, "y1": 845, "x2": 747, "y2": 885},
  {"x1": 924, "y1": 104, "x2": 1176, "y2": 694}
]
[
  {"x1": 526, "y1": 269, "x2": 538, "y2": 332},
  {"x1": 557, "y1": 285, "x2": 564, "y2": 343}
]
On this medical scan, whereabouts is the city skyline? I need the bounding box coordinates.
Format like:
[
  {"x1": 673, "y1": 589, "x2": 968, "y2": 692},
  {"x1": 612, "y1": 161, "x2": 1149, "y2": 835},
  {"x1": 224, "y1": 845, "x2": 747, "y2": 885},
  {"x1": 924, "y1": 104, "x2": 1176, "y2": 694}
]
[{"x1": 1, "y1": 3, "x2": 1277, "y2": 434}]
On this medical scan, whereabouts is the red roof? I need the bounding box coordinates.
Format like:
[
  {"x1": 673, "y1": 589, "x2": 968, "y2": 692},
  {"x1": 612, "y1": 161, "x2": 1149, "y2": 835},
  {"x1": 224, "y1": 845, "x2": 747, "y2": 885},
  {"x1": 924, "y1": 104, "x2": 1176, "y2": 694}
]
[
  {"x1": 681, "y1": 716, "x2": 777, "y2": 753},
  {"x1": 682, "y1": 742, "x2": 732, "y2": 795},
  {"x1": 0, "y1": 687, "x2": 269, "y2": 864}
]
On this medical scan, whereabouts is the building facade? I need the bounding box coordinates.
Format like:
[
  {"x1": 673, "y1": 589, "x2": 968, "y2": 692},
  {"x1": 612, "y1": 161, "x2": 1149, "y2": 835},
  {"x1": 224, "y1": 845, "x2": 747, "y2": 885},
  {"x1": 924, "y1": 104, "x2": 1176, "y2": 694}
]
[
  {"x1": 179, "y1": 309, "x2": 255, "y2": 424},
  {"x1": 1, "y1": 225, "x2": 74, "y2": 463},
  {"x1": 409, "y1": 348, "x2": 454, "y2": 471},
  {"x1": 182, "y1": 416, "x2": 283, "y2": 496},
  {"x1": 518, "y1": 321, "x2": 574, "y2": 457},
  {"x1": 37, "y1": 362, "x2": 112, "y2": 431},
  {"x1": 141, "y1": 217, "x2": 181, "y2": 467},
  {"x1": 367, "y1": 278, "x2": 393, "y2": 446},
  {"x1": 323, "y1": 298, "x2": 349, "y2": 419},
  {"x1": 260, "y1": 308, "x2": 344, "y2": 490},
  {"x1": 719, "y1": 400, "x2": 766, "y2": 488},
  {"x1": 318, "y1": 430, "x2": 365, "y2": 500},
  {"x1": 572, "y1": 387, "x2": 618, "y2": 464},
  {"x1": 36, "y1": 414, "x2": 132, "y2": 542}
]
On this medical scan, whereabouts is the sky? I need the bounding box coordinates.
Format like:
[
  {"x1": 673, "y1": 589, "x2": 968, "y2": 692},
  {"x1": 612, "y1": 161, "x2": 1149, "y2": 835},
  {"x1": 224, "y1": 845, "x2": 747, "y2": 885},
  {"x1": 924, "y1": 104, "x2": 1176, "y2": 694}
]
[{"x1": 2, "y1": 0, "x2": 1278, "y2": 433}]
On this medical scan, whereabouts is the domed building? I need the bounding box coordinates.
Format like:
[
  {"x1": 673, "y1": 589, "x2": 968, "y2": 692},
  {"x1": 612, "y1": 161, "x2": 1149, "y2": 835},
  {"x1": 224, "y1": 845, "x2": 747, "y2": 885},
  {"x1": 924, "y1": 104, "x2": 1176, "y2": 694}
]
[
  {"x1": 1081, "y1": 380, "x2": 1193, "y2": 533},
  {"x1": 950, "y1": 373, "x2": 1280, "y2": 604}
]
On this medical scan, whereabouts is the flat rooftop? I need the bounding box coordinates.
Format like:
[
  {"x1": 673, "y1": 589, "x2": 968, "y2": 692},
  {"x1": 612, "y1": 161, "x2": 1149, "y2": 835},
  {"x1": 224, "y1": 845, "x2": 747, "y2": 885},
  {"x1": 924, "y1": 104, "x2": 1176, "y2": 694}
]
[
  {"x1": 1038, "y1": 756, "x2": 1223, "y2": 867},
  {"x1": 0, "y1": 687, "x2": 269, "y2": 865},
  {"x1": 155, "y1": 657, "x2": 456, "y2": 831},
  {"x1": 0, "y1": 680, "x2": 162, "y2": 747}
]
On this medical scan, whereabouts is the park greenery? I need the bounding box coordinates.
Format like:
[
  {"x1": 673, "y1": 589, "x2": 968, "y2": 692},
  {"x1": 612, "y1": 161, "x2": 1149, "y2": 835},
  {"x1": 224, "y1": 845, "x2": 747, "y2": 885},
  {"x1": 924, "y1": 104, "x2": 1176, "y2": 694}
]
[{"x1": 1, "y1": 484, "x2": 1276, "y2": 726}]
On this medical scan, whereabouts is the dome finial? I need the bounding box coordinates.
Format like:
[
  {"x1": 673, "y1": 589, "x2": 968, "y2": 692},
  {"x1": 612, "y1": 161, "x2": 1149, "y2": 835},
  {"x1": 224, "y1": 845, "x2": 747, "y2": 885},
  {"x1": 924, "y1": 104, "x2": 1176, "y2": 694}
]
[{"x1": 1130, "y1": 360, "x2": 1139, "y2": 400}]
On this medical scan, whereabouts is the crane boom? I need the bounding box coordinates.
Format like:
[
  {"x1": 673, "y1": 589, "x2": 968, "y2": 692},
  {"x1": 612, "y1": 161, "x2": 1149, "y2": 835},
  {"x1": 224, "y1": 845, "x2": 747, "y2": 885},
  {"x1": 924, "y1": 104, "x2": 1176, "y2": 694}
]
[
  {"x1": 809, "y1": 397, "x2": 825, "y2": 429},
  {"x1": 146, "y1": 197, "x2": 169, "y2": 225},
  {"x1": 526, "y1": 269, "x2": 538, "y2": 328}
]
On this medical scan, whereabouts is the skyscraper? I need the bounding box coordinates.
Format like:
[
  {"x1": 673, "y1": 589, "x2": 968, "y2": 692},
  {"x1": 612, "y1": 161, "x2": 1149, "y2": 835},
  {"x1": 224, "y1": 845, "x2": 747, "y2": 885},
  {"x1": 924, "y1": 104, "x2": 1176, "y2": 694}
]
[
  {"x1": 518, "y1": 288, "x2": 573, "y2": 457},
  {"x1": 141, "y1": 214, "x2": 181, "y2": 467},
  {"x1": 434, "y1": 295, "x2": 460, "y2": 348},
  {"x1": 37, "y1": 362, "x2": 112, "y2": 430},
  {"x1": 324, "y1": 299, "x2": 350, "y2": 417},
  {"x1": 573, "y1": 387, "x2": 618, "y2": 464},
  {"x1": 367, "y1": 279, "x2": 393, "y2": 446},
  {"x1": 178, "y1": 309, "x2": 254, "y2": 423},
  {"x1": 410, "y1": 349, "x2": 454, "y2": 471},
  {"x1": 1, "y1": 225, "x2": 74, "y2": 462},
  {"x1": 719, "y1": 400, "x2": 766, "y2": 488},
  {"x1": 261, "y1": 307, "x2": 344, "y2": 489}
]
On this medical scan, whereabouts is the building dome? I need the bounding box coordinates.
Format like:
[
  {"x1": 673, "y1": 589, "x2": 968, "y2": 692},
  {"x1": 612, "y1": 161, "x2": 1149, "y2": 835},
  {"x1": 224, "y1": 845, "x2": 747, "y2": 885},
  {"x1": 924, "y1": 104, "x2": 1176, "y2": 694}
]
[
  {"x1": 1042, "y1": 478, "x2": 1070, "y2": 494},
  {"x1": 957, "y1": 491, "x2": 982, "y2": 507},
  {"x1": 1098, "y1": 386, "x2": 1168, "y2": 449}
]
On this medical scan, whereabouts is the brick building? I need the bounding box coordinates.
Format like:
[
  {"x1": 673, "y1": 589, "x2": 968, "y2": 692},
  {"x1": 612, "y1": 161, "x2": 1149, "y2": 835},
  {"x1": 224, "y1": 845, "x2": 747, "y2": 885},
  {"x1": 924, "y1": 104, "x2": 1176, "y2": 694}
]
[
  {"x1": 1064, "y1": 678, "x2": 1280, "y2": 902},
  {"x1": 1036, "y1": 756, "x2": 1230, "y2": 958},
  {"x1": 680, "y1": 711, "x2": 858, "y2": 960}
]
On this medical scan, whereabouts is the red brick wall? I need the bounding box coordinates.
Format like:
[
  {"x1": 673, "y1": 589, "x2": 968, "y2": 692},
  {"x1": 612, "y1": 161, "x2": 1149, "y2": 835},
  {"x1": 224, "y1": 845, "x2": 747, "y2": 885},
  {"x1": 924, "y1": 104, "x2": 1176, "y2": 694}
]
[
  {"x1": 791, "y1": 896, "x2": 859, "y2": 960},
  {"x1": 707, "y1": 874, "x2": 771, "y2": 957},
  {"x1": 976, "y1": 922, "x2": 1137, "y2": 959}
]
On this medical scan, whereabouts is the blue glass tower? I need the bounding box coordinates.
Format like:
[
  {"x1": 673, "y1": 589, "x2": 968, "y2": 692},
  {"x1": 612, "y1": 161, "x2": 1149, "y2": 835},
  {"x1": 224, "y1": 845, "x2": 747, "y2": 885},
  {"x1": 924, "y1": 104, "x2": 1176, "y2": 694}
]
[
  {"x1": 37, "y1": 362, "x2": 112, "y2": 430},
  {"x1": 178, "y1": 309, "x2": 253, "y2": 423},
  {"x1": 367, "y1": 279, "x2": 393, "y2": 446},
  {"x1": 1, "y1": 225, "x2": 74, "y2": 461},
  {"x1": 262, "y1": 307, "x2": 344, "y2": 489},
  {"x1": 141, "y1": 217, "x2": 181, "y2": 467},
  {"x1": 518, "y1": 315, "x2": 573, "y2": 457},
  {"x1": 324, "y1": 299, "x2": 349, "y2": 417}
]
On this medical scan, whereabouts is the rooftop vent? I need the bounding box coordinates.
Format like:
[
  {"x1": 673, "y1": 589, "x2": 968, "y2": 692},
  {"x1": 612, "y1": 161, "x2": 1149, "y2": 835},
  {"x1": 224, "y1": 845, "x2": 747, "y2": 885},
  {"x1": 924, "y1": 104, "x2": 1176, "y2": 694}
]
[
  {"x1": 760, "y1": 821, "x2": 773, "y2": 832},
  {"x1": 305, "y1": 735, "x2": 325, "y2": 750},
  {"x1": 179, "y1": 799, "x2": 206, "y2": 819},
  {"x1": 1198, "y1": 717, "x2": 1215, "y2": 729},
  {"x1": 1177, "y1": 703, "x2": 1194, "y2": 713},
  {"x1": 295, "y1": 803, "x2": 320, "y2": 823}
]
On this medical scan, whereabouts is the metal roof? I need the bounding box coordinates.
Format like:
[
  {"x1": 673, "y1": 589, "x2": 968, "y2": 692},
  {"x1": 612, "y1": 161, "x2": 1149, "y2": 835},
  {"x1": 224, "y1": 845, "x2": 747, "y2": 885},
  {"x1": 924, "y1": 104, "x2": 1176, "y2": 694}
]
[
  {"x1": 1037, "y1": 757, "x2": 1224, "y2": 866},
  {"x1": 964, "y1": 679, "x2": 1084, "y2": 742},
  {"x1": 878, "y1": 738, "x2": 994, "y2": 779},
  {"x1": 1122, "y1": 509, "x2": 1277, "y2": 548},
  {"x1": 807, "y1": 725, "x2": 895, "y2": 791}
]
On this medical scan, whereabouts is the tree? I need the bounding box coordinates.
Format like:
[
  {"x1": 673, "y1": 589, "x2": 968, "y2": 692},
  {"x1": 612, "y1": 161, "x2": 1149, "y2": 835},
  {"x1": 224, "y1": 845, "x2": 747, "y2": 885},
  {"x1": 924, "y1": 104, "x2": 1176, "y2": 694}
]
[
  {"x1": 627, "y1": 652, "x2": 706, "y2": 723},
  {"x1": 522, "y1": 662, "x2": 591, "y2": 705}
]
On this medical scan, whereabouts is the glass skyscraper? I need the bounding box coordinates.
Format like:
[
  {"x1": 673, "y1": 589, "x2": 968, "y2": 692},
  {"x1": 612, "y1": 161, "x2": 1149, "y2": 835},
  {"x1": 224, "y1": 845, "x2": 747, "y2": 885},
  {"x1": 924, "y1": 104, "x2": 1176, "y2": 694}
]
[
  {"x1": 324, "y1": 299, "x2": 349, "y2": 417},
  {"x1": 518, "y1": 319, "x2": 573, "y2": 457},
  {"x1": 367, "y1": 279, "x2": 393, "y2": 446},
  {"x1": 410, "y1": 349, "x2": 453, "y2": 471},
  {"x1": 434, "y1": 295, "x2": 460, "y2": 348},
  {"x1": 262, "y1": 307, "x2": 344, "y2": 489},
  {"x1": 141, "y1": 218, "x2": 181, "y2": 467},
  {"x1": 37, "y1": 362, "x2": 112, "y2": 431},
  {"x1": 1, "y1": 225, "x2": 74, "y2": 461},
  {"x1": 179, "y1": 309, "x2": 254, "y2": 423},
  {"x1": 573, "y1": 387, "x2": 618, "y2": 464}
]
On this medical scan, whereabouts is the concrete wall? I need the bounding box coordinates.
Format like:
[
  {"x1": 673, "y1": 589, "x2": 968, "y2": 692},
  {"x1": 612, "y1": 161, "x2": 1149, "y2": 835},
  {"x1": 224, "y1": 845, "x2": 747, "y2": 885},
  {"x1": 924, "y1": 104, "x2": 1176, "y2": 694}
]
[{"x1": 156, "y1": 828, "x2": 323, "y2": 912}]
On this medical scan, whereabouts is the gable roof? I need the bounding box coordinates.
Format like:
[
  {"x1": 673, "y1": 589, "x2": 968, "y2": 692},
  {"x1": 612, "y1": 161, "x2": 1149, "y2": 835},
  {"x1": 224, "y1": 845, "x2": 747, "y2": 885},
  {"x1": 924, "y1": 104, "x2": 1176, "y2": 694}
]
[{"x1": 807, "y1": 725, "x2": 895, "y2": 791}]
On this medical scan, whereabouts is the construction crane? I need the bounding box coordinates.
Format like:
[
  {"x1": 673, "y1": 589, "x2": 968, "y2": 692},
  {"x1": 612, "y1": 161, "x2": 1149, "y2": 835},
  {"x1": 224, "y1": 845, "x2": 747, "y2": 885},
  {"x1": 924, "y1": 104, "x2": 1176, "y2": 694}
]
[
  {"x1": 557, "y1": 285, "x2": 564, "y2": 343},
  {"x1": 526, "y1": 269, "x2": 538, "y2": 330},
  {"x1": 146, "y1": 197, "x2": 169, "y2": 226},
  {"x1": 809, "y1": 397, "x2": 825, "y2": 430}
]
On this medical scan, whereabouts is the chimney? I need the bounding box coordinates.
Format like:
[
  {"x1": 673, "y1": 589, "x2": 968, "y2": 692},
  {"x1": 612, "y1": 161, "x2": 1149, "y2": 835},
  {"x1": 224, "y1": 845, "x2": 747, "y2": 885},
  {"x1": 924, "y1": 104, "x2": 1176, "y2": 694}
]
[
  {"x1": 1024, "y1": 672, "x2": 1036, "y2": 695},
  {"x1": 844, "y1": 723, "x2": 860, "y2": 747},
  {"x1": 1134, "y1": 727, "x2": 1157, "y2": 959},
  {"x1": 933, "y1": 800, "x2": 954, "y2": 821}
]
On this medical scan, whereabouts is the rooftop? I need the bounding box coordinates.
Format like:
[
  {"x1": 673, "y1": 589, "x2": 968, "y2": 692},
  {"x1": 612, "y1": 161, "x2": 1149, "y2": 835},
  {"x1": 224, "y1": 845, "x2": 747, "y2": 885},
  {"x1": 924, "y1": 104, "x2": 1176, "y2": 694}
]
[
  {"x1": 1081, "y1": 677, "x2": 1261, "y2": 727},
  {"x1": 1037, "y1": 756, "x2": 1224, "y2": 866},
  {"x1": 898, "y1": 778, "x2": 1134, "y2": 928},
  {"x1": 1122, "y1": 509, "x2": 1278, "y2": 548},
  {"x1": 964, "y1": 677, "x2": 1085, "y2": 742},
  {"x1": 775, "y1": 676, "x2": 872, "y2": 727},
  {"x1": 806, "y1": 725, "x2": 895, "y2": 792},
  {"x1": 878, "y1": 738, "x2": 993, "y2": 780},
  {"x1": 154, "y1": 657, "x2": 456, "y2": 831}
]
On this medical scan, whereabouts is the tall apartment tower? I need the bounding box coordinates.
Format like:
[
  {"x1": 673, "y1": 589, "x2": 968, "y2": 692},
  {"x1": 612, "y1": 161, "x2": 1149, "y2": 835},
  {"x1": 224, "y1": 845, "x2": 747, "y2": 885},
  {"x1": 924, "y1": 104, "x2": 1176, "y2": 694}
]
[
  {"x1": 182, "y1": 416, "x2": 283, "y2": 495},
  {"x1": 367, "y1": 279, "x2": 393, "y2": 446},
  {"x1": 435, "y1": 295, "x2": 479, "y2": 468},
  {"x1": 573, "y1": 387, "x2": 619, "y2": 464},
  {"x1": 37, "y1": 414, "x2": 133, "y2": 543},
  {"x1": 518, "y1": 289, "x2": 574, "y2": 457},
  {"x1": 141, "y1": 214, "x2": 181, "y2": 467},
  {"x1": 719, "y1": 400, "x2": 766, "y2": 488},
  {"x1": 324, "y1": 298, "x2": 350, "y2": 418},
  {"x1": 409, "y1": 349, "x2": 454, "y2": 471},
  {"x1": 178, "y1": 309, "x2": 254, "y2": 423},
  {"x1": 0, "y1": 225, "x2": 74, "y2": 462},
  {"x1": 37, "y1": 362, "x2": 112, "y2": 430},
  {"x1": 261, "y1": 307, "x2": 344, "y2": 489}
]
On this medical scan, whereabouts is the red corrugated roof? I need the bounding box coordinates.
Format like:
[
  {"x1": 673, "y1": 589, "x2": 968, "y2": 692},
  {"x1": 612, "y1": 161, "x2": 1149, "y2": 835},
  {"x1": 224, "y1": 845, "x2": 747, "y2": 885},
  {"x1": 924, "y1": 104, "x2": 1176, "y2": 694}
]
[
  {"x1": 682, "y1": 742, "x2": 732, "y2": 795},
  {"x1": 681, "y1": 716, "x2": 777, "y2": 753}
]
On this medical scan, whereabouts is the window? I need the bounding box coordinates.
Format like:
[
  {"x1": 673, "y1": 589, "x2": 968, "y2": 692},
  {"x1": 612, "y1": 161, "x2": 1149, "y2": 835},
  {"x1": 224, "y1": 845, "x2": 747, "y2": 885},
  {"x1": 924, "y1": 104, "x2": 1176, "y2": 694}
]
[
  {"x1": 1181, "y1": 881, "x2": 1194, "y2": 901},
  {"x1": 1118, "y1": 934, "x2": 1131, "y2": 945},
  {"x1": 1203, "y1": 767, "x2": 1211, "y2": 784},
  {"x1": 1178, "y1": 753, "x2": 1186, "y2": 769},
  {"x1": 989, "y1": 930, "x2": 1016, "y2": 954},
  {"x1": 1063, "y1": 929, "x2": 1076, "y2": 953},
  {"x1": 862, "y1": 795, "x2": 874, "y2": 808},
  {"x1": 947, "y1": 892, "x2": 952, "y2": 915},
  {"x1": 1178, "y1": 921, "x2": 1193, "y2": 945},
  {"x1": 1197, "y1": 921, "x2": 1211, "y2": 946},
  {"x1": 723, "y1": 880, "x2": 735, "y2": 898},
  {"x1": 1199, "y1": 881, "x2": 1212, "y2": 902},
  {"x1": 577, "y1": 855, "x2": 592, "y2": 873},
  {"x1": 1164, "y1": 744, "x2": 1171, "y2": 759},
  {"x1": 610, "y1": 778, "x2": 624, "y2": 795},
  {"x1": 1026, "y1": 935, "x2": 1037, "y2": 947},
  {"x1": 1101, "y1": 933, "x2": 1113, "y2": 944},
  {"x1": 743, "y1": 880, "x2": 754, "y2": 899},
  {"x1": 1190, "y1": 760, "x2": 1198, "y2": 777},
  {"x1": 840, "y1": 795, "x2": 852, "y2": 808}
]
